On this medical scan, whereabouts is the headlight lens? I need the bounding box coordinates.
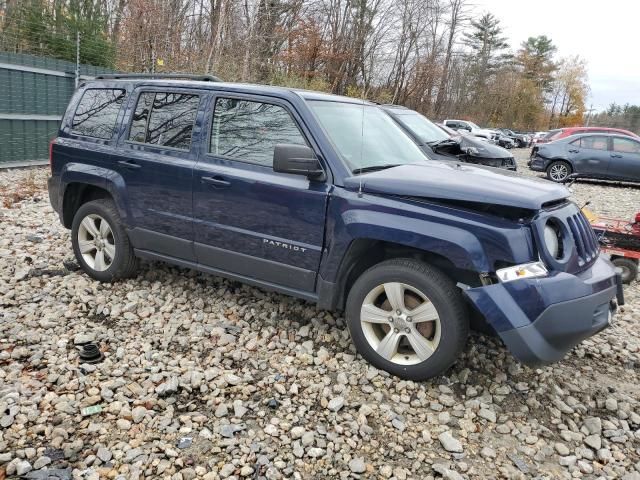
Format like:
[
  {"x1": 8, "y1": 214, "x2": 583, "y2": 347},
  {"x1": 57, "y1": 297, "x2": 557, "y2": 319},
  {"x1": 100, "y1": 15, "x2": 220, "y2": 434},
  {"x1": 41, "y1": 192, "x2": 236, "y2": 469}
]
[
  {"x1": 496, "y1": 262, "x2": 548, "y2": 283},
  {"x1": 544, "y1": 222, "x2": 561, "y2": 258}
]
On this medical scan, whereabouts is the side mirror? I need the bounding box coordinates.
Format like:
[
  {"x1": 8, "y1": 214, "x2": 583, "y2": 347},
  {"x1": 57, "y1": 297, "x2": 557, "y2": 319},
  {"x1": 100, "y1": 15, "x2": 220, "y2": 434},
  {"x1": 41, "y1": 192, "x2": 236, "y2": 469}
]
[{"x1": 273, "y1": 144, "x2": 325, "y2": 180}]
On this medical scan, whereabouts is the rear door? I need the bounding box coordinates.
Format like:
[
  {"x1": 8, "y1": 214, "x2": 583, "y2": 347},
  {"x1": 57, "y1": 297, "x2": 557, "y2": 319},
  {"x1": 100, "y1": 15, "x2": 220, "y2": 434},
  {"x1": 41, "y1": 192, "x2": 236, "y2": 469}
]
[
  {"x1": 608, "y1": 136, "x2": 640, "y2": 181},
  {"x1": 192, "y1": 94, "x2": 330, "y2": 293},
  {"x1": 113, "y1": 87, "x2": 207, "y2": 261},
  {"x1": 566, "y1": 135, "x2": 611, "y2": 176}
]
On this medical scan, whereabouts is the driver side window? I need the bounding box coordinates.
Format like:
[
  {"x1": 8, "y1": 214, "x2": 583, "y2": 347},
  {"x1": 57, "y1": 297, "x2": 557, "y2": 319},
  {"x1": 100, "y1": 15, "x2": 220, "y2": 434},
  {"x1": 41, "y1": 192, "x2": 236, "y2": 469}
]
[
  {"x1": 612, "y1": 137, "x2": 640, "y2": 154},
  {"x1": 209, "y1": 98, "x2": 307, "y2": 167}
]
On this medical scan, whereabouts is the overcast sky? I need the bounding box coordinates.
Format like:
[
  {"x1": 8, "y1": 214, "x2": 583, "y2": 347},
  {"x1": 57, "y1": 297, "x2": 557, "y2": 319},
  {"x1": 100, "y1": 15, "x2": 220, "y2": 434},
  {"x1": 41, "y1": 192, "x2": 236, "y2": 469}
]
[{"x1": 470, "y1": 0, "x2": 640, "y2": 112}]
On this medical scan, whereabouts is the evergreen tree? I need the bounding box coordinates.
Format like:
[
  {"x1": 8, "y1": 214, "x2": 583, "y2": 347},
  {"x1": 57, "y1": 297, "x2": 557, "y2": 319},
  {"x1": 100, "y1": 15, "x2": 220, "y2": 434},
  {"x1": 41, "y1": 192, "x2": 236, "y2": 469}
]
[{"x1": 517, "y1": 35, "x2": 557, "y2": 92}]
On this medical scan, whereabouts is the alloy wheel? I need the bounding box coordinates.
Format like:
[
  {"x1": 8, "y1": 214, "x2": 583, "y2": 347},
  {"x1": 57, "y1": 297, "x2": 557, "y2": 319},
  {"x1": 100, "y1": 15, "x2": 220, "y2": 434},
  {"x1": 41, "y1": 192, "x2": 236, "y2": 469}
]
[
  {"x1": 360, "y1": 282, "x2": 441, "y2": 365},
  {"x1": 77, "y1": 214, "x2": 116, "y2": 272},
  {"x1": 549, "y1": 163, "x2": 569, "y2": 181}
]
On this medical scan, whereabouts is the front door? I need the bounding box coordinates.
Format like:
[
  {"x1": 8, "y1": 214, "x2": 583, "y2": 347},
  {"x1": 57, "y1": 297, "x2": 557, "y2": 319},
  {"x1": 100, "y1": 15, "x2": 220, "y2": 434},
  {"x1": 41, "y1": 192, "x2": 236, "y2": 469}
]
[
  {"x1": 192, "y1": 95, "x2": 329, "y2": 293},
  {"x1": 608, "y1": 136, "x2": 640, "y2": 181},
  {"x1": 566, "y1": 135, "x2": 611, "y2": 176},
  {"x1": 113, "y1": 88, "x2": 206, "y2": 261}
]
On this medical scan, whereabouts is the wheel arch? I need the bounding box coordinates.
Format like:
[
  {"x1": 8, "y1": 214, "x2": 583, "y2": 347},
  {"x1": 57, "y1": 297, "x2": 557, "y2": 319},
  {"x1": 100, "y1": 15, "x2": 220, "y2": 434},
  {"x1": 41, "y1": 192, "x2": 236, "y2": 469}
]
[
  {"x1": 60, "y1": 164, "x2": 130, "y2": 228},
  {"x1": 322, "y1": 237, "x2": 485, "y2": 311}
]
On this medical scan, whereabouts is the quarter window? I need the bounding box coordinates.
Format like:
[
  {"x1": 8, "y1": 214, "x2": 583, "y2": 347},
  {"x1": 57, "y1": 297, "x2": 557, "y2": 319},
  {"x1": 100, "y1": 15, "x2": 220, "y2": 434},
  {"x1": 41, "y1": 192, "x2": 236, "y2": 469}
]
[
  {"x1": 210, "y1": 98, "x2": 307, "y2": 166},
  {"x1": 578, "y1": 136, "x2": 608, "y2": 151},
  {"x1": 72, "y1": 88, "x2": 126, "y2": 139},
  {"x1": 613, "y1": 137, "x2": 640, "y2": 154},
  {"x1": 128, "y1": 92, "x2": 200, "y2": 150}
]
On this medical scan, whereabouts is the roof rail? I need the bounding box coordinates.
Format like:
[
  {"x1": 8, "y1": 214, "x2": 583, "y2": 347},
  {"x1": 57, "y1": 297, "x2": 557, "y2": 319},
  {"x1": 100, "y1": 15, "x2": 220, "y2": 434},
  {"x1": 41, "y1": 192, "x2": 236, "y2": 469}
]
[{"x1": 94, "y1": 73, "x2": 222, "y2": 82}]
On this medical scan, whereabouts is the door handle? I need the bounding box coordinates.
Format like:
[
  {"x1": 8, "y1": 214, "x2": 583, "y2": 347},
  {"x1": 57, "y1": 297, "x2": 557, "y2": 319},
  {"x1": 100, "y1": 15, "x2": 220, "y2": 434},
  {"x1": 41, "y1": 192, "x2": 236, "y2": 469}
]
[
  {"x1": 118, "y1": 160, "x2": 142, "y2": 169},
  {"x1": 568, "y1": 149, "x2": 579, "y2": 153},
  {"x1": 611, "y1": 153, "x2": 622, "y2": 158},
  {"x1": 201, "y1": 176, "x2": 230, "y2": 187}
]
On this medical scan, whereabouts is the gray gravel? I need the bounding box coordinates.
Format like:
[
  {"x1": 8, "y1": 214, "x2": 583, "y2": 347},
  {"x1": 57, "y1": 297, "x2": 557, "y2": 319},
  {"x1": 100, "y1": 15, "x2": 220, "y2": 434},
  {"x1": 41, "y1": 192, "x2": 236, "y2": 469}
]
[{"x1": 1, "y1": 161, "x2": 639, "y2": 479}]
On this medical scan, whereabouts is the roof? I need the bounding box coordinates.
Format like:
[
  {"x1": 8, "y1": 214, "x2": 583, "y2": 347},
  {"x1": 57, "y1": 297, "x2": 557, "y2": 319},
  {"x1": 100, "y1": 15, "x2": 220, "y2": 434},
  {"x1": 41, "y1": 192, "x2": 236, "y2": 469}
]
[{"x1": 557, "y1": 132, "x2": 640, "y2": 140}]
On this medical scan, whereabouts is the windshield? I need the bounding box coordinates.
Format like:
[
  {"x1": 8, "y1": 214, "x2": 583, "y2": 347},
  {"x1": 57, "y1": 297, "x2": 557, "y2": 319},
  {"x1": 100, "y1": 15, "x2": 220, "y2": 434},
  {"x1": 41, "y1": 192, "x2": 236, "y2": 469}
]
[
  {"x1": 309, "y1": 101, "x2": 425, "y2": 172},
  {"x1": 392, "y1": 111, "x2": 449, "y2": 144},
  {"x1": 467, "y1": 121, "x2": 481, "y2": 129}
]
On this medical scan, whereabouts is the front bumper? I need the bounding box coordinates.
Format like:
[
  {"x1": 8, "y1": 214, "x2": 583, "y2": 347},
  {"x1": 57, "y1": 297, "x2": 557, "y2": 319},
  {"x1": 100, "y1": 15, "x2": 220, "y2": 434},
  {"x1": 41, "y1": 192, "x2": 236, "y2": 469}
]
[
  {"x1": 464, "y1": 256, "x2": 622, "y2": 365},
  {"x1": 528, "y1": 155, "x2": 550, "y2": 172}
]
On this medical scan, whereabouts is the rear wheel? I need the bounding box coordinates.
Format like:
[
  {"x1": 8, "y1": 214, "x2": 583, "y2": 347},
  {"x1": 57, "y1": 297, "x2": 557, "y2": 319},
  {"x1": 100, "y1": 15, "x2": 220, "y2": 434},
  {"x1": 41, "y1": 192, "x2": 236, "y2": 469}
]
[
  {"x1": 612, "y1": 257, "x2": 638, "y2": 284},
  {"x1": 71, "y1": 199, "x2": 139, "y2": 282},
  {"x1": 547, "y1": 160, "x2": 572, "y2": 182},
  {"x1": 345, "y1": 259, "x2": 468, "y2": 380}
]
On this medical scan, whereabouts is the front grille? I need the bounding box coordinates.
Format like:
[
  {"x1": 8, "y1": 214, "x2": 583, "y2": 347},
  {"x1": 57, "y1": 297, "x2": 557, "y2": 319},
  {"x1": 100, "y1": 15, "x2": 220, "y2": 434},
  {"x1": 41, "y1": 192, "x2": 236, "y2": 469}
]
[{"x1": 567, "y1": 211, "x2": 599, "y2": 266}]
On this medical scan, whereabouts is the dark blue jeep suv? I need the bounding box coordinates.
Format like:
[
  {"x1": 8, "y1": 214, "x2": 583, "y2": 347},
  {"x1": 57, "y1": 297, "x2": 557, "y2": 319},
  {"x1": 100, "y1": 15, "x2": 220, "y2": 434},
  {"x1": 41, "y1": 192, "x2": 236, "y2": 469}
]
[{"x1": 48, "y1": 75, "x2": 623, "y2": 380}]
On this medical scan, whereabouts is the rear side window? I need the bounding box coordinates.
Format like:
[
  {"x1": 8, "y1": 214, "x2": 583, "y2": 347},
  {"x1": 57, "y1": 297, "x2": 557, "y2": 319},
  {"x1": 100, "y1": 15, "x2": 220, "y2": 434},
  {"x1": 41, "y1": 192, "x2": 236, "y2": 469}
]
[
  {"x1": 72, "y1": 88, "x2": 126, "y2": 139},
  {"x1": 210, "y1": 98, "x2": 306, "y2": 166},
  {"x1": 128, "y1": 92, "x2": 200, "y2": 150},
  {"x1": 577, "y1": 136, "x2": 608, "y2": 151},
  {"x1": 613, "y1": 137, "x2": 640, "y2": 154}
]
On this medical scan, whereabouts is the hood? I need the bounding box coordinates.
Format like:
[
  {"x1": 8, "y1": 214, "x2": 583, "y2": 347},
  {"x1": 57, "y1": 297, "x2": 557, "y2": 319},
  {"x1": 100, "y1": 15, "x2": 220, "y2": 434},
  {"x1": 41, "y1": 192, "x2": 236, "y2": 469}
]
[
  {"x1": 344, "y1": 161, "x2": 569, "y2": 210},
  {"x1": 457, "y1": 134, "x2": 512, "y2": 159}
]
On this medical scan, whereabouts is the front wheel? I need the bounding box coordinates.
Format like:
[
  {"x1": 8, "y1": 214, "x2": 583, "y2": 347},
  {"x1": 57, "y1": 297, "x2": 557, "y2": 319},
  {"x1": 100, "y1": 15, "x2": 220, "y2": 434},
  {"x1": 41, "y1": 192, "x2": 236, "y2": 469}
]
[
  {"x1": 546, "y1": 160, "x2": 572, "y2": 182},
  {"x1": 345, "y1": 259, "x2": 469, "y2": 380},
  {"x1": 71, "y1": 199, "x2": 139, "y2": 282}
]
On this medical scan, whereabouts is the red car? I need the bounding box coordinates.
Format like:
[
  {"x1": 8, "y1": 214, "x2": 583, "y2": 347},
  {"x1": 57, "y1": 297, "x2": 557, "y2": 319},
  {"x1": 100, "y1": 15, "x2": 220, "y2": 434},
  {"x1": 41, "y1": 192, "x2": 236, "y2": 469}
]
[{"x1": 538, "y1": 127, "x2": 639, "y2": 144}]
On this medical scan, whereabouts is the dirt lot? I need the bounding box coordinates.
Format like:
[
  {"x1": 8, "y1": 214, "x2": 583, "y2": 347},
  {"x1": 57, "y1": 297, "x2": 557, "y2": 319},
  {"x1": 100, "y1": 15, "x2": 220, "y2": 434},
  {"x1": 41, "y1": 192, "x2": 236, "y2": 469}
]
[{"x1": 1, "y1": 153, "x2": 639, "y2": 479}]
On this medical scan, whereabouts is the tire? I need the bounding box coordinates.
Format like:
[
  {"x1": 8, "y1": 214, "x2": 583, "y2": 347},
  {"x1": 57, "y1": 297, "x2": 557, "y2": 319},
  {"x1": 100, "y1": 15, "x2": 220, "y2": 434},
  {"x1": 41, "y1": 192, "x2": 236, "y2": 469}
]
[
  {"x1": 546, "y1": 160, "x2": 572, "y2": 182},
  {"x1": 345, "y1": 258, "x2": 469, "y2": 380},
  {"x1": 71, "y1": 199, "x2": 139, "y2": 282},
  {"x1": 612, "y1": 257, "x2": 638, "y2": 284}
]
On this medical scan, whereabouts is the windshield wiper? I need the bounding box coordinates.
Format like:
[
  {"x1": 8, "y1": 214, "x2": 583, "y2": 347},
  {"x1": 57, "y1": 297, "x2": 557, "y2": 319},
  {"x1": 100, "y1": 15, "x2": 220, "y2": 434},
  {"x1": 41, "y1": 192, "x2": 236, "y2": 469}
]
[{"x1": 352, "y1": 164, "x2": 403, "y2": 175}]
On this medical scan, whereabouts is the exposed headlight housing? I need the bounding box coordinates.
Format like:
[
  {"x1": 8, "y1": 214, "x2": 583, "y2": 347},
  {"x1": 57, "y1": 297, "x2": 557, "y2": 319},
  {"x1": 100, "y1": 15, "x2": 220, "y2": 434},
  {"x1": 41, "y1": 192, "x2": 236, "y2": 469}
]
[
  {"x1": 544, "y1": 221, "x2": 562, "y2": 259},
  {"x1": 496, "y1": 262, "x2": 548, "y2": 283}
]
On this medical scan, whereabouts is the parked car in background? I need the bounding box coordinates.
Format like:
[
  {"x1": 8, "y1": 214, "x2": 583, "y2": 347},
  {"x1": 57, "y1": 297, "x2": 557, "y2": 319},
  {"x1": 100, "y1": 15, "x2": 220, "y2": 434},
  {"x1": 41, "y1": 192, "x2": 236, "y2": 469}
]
[
  {"x1": 497, "y1": 128, "x2": 531, "y2": 148},
  {"x1": 529, "y1": 133, "x2": 640, "y2": 183},
  {"x1": 537, "y1": 127, "x2": 639, "y2": 144},
  {"x1": 533, "y1": 131, "x2": 548, "y2": 144},
  {"x1": 48, "y1": 75, "x2": 622, "y2": 380},
  {"x1": 495, "y1": 132, "x2": 516, "y2": 149},
  {"x1": 443, "y1": 119, "x2": 498, "y2": 142},
  {"x1": 382, "y1": 106, "x2": 516, "y2": 170}
]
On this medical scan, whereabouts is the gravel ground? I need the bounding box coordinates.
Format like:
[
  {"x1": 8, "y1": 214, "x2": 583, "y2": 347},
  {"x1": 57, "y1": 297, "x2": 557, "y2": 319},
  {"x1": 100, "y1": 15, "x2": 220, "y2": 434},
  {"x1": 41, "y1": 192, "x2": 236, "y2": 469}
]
[{"x1": 1, "y1": 156, "x2": 639, "y2": 480}]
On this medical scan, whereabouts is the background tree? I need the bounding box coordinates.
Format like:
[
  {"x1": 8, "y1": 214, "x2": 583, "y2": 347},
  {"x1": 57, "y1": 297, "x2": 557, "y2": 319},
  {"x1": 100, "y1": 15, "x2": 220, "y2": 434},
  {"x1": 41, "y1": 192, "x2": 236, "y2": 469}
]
[{"x1": 3, "y1": 0, "x2": 637, "y2": 133}]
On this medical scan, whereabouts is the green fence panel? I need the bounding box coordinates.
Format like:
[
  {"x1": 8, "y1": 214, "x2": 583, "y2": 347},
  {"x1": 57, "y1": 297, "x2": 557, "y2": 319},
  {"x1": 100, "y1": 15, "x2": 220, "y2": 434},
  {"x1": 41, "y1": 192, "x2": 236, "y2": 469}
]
[{"x1": 0, "y1": 52, "x2": 116, "y2": 166}]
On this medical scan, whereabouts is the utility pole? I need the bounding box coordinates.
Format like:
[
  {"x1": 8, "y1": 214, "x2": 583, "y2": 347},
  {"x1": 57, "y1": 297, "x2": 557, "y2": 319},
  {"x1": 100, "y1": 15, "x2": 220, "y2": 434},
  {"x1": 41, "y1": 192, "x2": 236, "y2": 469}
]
[
  {"x1": 75, "y1": 31, "x2": 80, "y2": 89},
  {"x1": 584, "y1": 104, "x2": 596, "y2": 126}
]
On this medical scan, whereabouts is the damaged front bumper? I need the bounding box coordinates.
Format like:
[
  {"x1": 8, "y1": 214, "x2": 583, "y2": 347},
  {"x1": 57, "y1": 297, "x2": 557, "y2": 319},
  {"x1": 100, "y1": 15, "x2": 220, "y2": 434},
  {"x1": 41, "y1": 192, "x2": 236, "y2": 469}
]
[
  {"x1": 463, "y1": 256, "x2": 623, "y2": 366},
  {"x1": 528, "y1": 155, "x2": 550, "y2": 172}
]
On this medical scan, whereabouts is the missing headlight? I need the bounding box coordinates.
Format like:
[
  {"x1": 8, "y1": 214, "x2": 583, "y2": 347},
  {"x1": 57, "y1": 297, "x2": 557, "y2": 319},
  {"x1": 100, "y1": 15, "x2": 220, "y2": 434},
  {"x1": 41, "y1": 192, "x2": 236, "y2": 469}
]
[{"x1": 544, "y1": 220, "x2": 563, "y2": 259}]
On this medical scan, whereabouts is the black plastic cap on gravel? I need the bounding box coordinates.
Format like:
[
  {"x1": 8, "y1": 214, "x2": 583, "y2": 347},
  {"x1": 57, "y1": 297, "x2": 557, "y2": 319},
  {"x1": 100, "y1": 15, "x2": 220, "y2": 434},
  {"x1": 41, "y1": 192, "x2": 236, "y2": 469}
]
[{"x1": 78, "y1": 342, "x2": 104, "y2": 364}]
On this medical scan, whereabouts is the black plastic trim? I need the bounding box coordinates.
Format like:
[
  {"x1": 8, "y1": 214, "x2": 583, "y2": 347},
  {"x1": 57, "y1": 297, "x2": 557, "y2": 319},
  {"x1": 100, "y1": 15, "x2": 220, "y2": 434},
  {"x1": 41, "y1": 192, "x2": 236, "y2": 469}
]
[
  {"x1": 194, "y1": 242, "x2": 316, "y2": 292},
  {"x1": 128, "y1": 228, "x2": 196, "y2": 262},
  {"x1": 134, "y1": 248, "x2": 318, "y2": 303}
]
